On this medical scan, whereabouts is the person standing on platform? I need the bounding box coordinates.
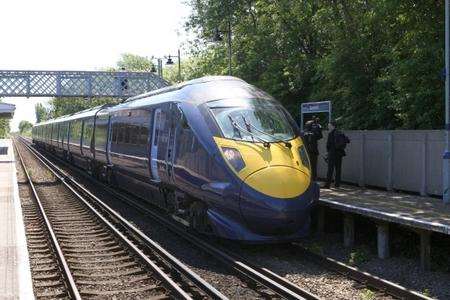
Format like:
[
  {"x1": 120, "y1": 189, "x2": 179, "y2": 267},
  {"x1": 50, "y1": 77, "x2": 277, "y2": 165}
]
[
  {"x1": 303, "y1": 117, "x2": 322, "y2": 181},
  {"x1": 324, "y1": 120, "x2": 349, "y2": 188}
]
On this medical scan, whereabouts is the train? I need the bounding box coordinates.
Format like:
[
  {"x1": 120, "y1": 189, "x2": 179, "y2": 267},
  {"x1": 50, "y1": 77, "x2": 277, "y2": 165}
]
[{"x1": 32, "y1": 76, "x2": 319, "y2": 242}]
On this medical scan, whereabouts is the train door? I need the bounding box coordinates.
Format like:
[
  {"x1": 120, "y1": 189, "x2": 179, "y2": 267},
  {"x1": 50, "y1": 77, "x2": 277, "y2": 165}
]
[
  {"x1": 106, "y1": 116, "x2": 112, "y2": 165},
  {"x1": 166, "y1": 103, "x2": 181, "y2": 183},
  {"x1": 150, "y1": 108, "x2": 161, "y2": 181}
]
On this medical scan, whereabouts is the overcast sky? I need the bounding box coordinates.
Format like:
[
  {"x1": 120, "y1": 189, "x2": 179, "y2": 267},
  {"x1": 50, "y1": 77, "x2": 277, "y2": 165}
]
[{"x1": 1, "y1": 0, "x2": 191, "y2": 130}]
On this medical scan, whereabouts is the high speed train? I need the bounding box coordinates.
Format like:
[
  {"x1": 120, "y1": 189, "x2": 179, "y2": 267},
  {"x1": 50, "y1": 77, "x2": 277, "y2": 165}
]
[{"x1": 32, "y1": 76, "x2": 319, "y2": 242}]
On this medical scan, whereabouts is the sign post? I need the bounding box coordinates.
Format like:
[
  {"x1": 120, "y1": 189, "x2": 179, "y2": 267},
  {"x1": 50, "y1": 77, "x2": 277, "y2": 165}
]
[{"x1": 300, "y1": 101, "x2": 332, "y2": 131}]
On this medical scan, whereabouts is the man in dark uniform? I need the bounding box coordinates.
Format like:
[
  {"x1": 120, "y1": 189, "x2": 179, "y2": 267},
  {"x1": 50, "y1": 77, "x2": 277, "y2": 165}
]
[
  {"x1": 303, "y1": 117, "x2": 322, "y2": 180},
  {"x1": 324, "y1": 120, "x2": 348, "y2": 188}
]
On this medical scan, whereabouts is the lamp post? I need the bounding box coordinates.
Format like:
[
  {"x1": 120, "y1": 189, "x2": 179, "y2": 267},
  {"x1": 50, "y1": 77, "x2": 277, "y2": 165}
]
[
  {"x1": 444, "y1": 0, "x2": 450, "y2": 204},
  {"x1": 150, "y1": 57, "x2": 164, "y2": 78},
  {"x1": 165, "y1": 49, "x2": 182, "y2": 82}
]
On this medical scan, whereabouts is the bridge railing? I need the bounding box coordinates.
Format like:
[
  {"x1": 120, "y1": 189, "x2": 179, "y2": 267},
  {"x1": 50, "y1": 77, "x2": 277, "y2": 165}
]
[
  {"x1": 317, "y1": 130, "x2": 443, "y2": 196},
  {"x1": 0, "y1": 70, "x2": 169, "y2": 98}
]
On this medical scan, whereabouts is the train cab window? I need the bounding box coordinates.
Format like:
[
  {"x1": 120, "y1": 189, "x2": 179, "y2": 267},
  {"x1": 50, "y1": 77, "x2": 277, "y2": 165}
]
[{"x1": 207, "y1": 98, "x2": 296, "y2": 143}]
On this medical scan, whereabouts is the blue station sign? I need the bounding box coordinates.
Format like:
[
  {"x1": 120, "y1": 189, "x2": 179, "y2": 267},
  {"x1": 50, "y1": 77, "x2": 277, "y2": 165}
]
[{"x1": 301, "y1": 101, "x2": 331, "y2": 114}]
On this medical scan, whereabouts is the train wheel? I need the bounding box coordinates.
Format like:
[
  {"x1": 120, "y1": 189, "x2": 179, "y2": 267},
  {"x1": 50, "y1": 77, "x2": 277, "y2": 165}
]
[{"x1": 189, "y1": 201, "x2": 210, "y2": 233}]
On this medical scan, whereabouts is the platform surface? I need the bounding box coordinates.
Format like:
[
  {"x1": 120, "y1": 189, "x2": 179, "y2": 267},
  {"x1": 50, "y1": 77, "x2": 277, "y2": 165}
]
[
  {"x1": 0, "y1": 139, "x2": 34, "y2": 299},
  {"x1": 319, "y1": 183, "x2": 450, "y2": 235}
]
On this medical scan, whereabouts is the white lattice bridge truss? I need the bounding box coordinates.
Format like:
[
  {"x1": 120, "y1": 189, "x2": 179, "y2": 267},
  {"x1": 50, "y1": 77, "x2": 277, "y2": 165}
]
[{"x1": 0, "y1": 70, "x2": 169, "y2": 98}]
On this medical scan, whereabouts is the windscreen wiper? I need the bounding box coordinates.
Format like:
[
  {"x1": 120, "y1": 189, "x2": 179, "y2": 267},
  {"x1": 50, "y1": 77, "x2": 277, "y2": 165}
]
[
  {"x1": 228, "y1": 115, "x2": 270, "y2": 147},
  {"x1": 239, "y1": 114, "x2": 292, "y2": 148}
]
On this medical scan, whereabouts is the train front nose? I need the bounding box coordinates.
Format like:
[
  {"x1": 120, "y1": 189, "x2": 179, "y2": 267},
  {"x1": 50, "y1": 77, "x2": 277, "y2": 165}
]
[{"x1": 239, "y1": 166, "x2": 318, "y2": 236}]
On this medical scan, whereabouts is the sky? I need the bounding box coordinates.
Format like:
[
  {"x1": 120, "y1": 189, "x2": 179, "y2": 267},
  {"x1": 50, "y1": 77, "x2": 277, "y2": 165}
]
[{"x1": 1, "y1": 0, "x2": 191, "y2": 131}]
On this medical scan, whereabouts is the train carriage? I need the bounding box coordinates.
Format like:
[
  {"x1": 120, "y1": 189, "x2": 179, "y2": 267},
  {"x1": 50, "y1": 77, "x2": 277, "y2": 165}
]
[{"x1": 32, "y1": 76, "x2": 319, "y2": 242}]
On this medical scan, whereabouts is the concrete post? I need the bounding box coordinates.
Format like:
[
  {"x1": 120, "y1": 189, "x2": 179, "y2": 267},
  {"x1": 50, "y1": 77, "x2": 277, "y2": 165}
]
[
  {"x1": 387, "y1": 133, "x2": 393, "y2": 191},
  {"x1": 376, "y1": 222, "x2": 390, "y2": 259},
  {"x1": 358, "y1": 132, "x2": 365, "y2": 187},
  {"x1": 421, "y1": 134, "x2": 428, "y2": 196},
  {"x1": 317, "y1": 206, "x2": 326, "y2": 236},
  {"x1": 419, "y1": 230, "x2": 431, "y2": 271},
  {"x1": 343, "y1": 214, "x2": 355, "y2": 248}
]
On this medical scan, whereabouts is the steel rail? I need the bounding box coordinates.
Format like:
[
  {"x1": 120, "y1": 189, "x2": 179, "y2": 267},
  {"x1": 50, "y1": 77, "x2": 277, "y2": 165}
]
[
  {"x1": 12, "y1": 140, "x2": 82, "y2": 300},
  {"x1": 20, "y1": 138, "x2": 317, "y2": 300},
  {"x1": 293, "y1": 245, "x2": 433, "y2": 300},
  {"x1": 22, "y1": 136, "x2": 435, "y2": 300},
  {"x1": 15, "y1": 138, "x2": 195, "y2": 300},
  {"x1": 18, "y1": 137, "x2": 227, "y2": 300}
]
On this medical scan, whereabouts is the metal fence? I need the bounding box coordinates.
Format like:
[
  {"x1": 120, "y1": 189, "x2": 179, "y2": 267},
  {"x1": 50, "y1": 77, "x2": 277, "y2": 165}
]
[
  {"x1": 0, "y1": 70, "x2": 169, "y2": 98},
  {"x1": 316, "y1": 130, "x2": 444, "y2": 196}
]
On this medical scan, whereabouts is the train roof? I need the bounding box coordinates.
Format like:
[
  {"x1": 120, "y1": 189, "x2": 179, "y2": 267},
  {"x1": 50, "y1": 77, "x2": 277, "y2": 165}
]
[
  {"x1": 112, "y1": 76, "x2": 273, "y2": 111},
  {"x1": 34, "y1": 76, "x2": 274, "y2": 126}
]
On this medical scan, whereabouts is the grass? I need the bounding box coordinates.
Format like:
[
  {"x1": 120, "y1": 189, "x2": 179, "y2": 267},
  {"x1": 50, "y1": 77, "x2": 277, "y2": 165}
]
[
  {"x1": 307, "y1": 242, "x2": 324, "y2": 255},
  {"x1": 360, "y1": 289, "x2": 376, "y2": 300},
  {"x1": 349, "y1": 247, "x2": 370, "y2": 266}
]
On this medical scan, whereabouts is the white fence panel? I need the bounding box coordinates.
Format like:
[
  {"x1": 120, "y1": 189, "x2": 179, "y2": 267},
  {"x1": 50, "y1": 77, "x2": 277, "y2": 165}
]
[{"x1": 316, "y1": 130, "x2": 443, "y2": 196}]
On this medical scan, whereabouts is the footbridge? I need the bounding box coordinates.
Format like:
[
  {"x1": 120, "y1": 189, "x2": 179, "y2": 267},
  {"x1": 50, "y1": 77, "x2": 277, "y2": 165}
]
[{"x1": 0, "y1": 70, "x2": 169, "y2": 98}]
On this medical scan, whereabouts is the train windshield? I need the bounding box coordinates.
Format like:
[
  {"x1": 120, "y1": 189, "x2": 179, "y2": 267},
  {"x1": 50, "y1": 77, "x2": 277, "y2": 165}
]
[{"x1": 208, "y1": 98, "x2": 296, "y2": 143}]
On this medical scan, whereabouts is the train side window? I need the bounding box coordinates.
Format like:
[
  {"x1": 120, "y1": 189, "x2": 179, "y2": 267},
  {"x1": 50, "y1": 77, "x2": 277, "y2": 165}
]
[
  {"x1": 124, "y1": 125, "x2": 131, "y2": 144},
  {"x1": 112, "y1": 123, "x2": 118, "y2": 143},
  {"x1": 139, "y1": 126, "x2": 149, "y2": 145},
  {"x1": 130, "y1": 125, "x2": 138, "y2": 145}
]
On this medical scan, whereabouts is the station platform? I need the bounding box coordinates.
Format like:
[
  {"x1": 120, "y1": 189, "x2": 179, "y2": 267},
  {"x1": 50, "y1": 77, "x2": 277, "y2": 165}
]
[
  {"x1": 0, "y1": 139, "x2": 34, "y2": 299},
  {"x1": 316, "y1": 183, "x2": 450, "y2": 270}
]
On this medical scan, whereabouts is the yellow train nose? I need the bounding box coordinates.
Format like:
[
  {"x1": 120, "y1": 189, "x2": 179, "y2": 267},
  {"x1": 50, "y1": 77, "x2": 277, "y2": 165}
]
[{"x1": 244, "y1": 166, "x2": 310, "y2": 199}]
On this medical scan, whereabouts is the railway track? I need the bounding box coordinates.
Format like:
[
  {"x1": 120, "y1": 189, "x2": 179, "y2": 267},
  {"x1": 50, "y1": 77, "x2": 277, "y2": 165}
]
[
  {"x1": 17, "y1": 136, "x2": 318, "y2": 299},
  {"x1": 19, "y1": 136, "x2": 432, "y2": 300},
  {"x1": 14, "y1": 138, "x2": 226, "y2": 299}
]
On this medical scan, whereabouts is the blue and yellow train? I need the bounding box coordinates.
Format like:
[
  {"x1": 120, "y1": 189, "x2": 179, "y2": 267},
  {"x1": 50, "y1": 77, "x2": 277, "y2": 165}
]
[{"x1": 32, "y1": 76, "x2": 319, "y2": 242}]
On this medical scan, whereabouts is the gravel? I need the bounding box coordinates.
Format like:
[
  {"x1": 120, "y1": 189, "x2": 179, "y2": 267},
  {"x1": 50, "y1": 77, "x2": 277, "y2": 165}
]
[
  {"x1": 298, "y1": 233, "x2": 449, "y2": 299},
  {"x1": 33, "y1": 144, "x2": 401, "y2": 300},
  {"x1": 15, "y1": 142, "x2": 171, "y2": 299}
]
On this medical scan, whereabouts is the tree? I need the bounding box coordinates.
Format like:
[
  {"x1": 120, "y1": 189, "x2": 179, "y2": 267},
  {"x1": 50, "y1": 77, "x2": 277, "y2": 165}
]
[
  {"x1": 35, "y1": 103, "x2": 51, "y2": 123},
  {"x1": 116, "y1": 53, "x2": 153, "y2": 72},
  {"x1": 18, "y1": 120, "x2": 33, "y2": 134},
  {"x1": 0, "y1": 99, "x2": 10, "y2": 138},
  {"x1": 184, "y1": 0, "x2": 445, "y2": 130}
]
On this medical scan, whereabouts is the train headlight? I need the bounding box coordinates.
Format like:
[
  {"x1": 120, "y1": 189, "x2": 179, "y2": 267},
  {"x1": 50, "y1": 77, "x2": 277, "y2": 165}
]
[
  {"x1": 298, "y1": 145, "x2": 310, "y2": 169},
  {"x1": 221, "y1": 147, "x2": 245, "y2": 172}
]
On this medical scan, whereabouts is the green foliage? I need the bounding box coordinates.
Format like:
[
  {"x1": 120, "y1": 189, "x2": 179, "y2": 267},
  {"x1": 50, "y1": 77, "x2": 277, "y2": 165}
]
[
  {"x1": 360, "y1": 289, "x2": 376, "y2": 300},
  {"x1": 184, "y1": 0, "x2": 445, "y2": 129},
  {"x1": 46, "y1": 53, "x2": 154, "y2": 119},
  {"x1": 349, "y1": 247, "x2": 370, "y2": 265},
  {"x1": 0, "y1": 119, "x2": 9, "y2": 138},
  {"x1": 0, "y1": 99, "x2": 10, "y2": 138},
  {"x1": 49, "y1": 97, "x2": 119, "y2": 119},
  {"x1": 18, "y1": 120, "x2": 33, "y2": 134},
  {"x1": 116, "y1": 53, "x2": 153, "y2": 72},
  {"x1": 35, "y1": 103, "x2": 51, "y2": 123}
]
